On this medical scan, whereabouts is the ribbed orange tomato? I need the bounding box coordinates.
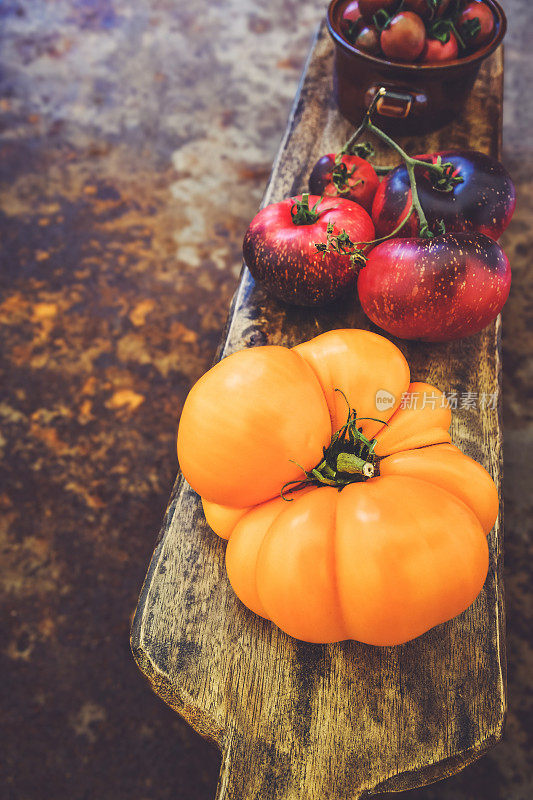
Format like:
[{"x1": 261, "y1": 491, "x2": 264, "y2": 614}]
[{"x1": 177, "y1": 329, "x2": 498, "y2": 646}]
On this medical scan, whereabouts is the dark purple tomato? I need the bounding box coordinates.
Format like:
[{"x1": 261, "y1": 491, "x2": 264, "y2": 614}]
[
  {"x1": 243, "y1": 195, "x2": 375, "y2": 306},
  {"x1": 420, "y1": 33, "x2": 458, "y2": 62},
  {"x1": 458, "y1": 1, "x2": 495, "y2": 48},
  {"x1": 359, "y1": 0, "x2": 398, "y2": 24},
  {"x1": 380, "y1": 12, "x2": 426, "y2": 62},
  {"x1": 358, "y1": 232, "x2": 511, "y2": 341},
  {"x1": 372, "y1": 150, "x2": 516, "y2": 240},
  {"x1": 404, "y1": 0, "x2": 451, "y2": 21},
  {"x1": 353, "y1": 23, "x2": 381, "y2": 54},
  {"x1": 309, "y1": 154, "x2": 380, "y2": 212}
]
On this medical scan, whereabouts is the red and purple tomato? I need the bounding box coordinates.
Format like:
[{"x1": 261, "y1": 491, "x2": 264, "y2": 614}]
[
  {"x1": 357, "y1": 232, "x2": 511, "y2": 341},
  {"x1": 420, "y1": 33, "x2": 459, "y2": 62},
  {"x1": 372, "y1": 150, "x2": 516, "y2": 240},
  {"x1": 309, "y1": 154, "x2": 380, "y2": 212},
  {"x1": 243, "y1": 195, "x2": 375, "y2": 307},
  {"x1": 380, "y1": 12, "x2": 426, "y2": 62}
]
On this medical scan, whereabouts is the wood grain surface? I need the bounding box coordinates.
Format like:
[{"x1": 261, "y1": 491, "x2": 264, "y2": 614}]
[{"x1": 131, "y1": 23, "x2": 506, "y2": 800}]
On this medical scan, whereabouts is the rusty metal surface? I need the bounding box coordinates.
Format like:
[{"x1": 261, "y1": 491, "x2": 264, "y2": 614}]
[{"x1": 0, "y1": 1, "x2": 531, "y2": 799}]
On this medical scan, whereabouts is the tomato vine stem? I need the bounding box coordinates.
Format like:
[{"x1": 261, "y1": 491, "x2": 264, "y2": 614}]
[
  {"x1": 337, "y1": 90, "x2": 464, "y2": 239},
  {"x1": 365, "y1": 121, "x2": 434, "y2": 238}
]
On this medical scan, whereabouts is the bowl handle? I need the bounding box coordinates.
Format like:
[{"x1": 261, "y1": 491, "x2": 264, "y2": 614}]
[{"x1": 365, "y1": 86, "x2": 427, "y2": 119}]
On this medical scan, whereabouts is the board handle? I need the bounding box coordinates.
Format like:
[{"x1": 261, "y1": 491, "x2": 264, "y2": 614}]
[
  {"x1": 215, "y1": 737, "x2": 281, "y2": 800},
  {"x1": 214, "y1": 733, "x2": 364, "y2": 800}
]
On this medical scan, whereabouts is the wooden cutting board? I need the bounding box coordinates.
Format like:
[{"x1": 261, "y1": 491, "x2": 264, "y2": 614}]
[{"x1": 131, "y1": 22, "x2": 506, "y2": 800}]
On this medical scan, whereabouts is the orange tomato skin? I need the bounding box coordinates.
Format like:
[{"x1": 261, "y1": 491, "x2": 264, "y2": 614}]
[
  {"x1": 294, "y1": 329, "x2": 410, "y2": 439},
  {"x1": 177, "y1": 346, "x2": 331, "y2": 508},
  {"x1": 202, "y1": 498, "x2": 248, "y2": 540},
  {"x1": 224, "y1": 477, "x2": 488, "y2": 646},
  {"x1": 335, "y1": 477, "x2": 488, "y2": 645},
  {"x1": 255, "y1": 488, "x2": 348, "y2": 643},
  {"x1": 380, "y1": 443, "x2": 499, "y2": 535},
  {"x1": 226, "y1": 495, "x2": 291, "y2": 619},
  {"x1": 373, "y1": 381, "x2": 452, "y2": 456}
]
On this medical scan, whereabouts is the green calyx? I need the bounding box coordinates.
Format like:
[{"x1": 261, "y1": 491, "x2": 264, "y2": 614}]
[
  {"x1": 281, "y1": 390, "x2": 386, "y2": 500},
  {"x1": 427, "y1": 155, "x2": 464, "y2": 192},
  {"x1": 331, "y1": 143, "x2": 374, "y2": 194},
  {"x1": 429, "y1": 18, "x2": 453, "y2": 43},
  {"x1": 428, "y1": 16, "x2": 466, "y2": 49},
  {"x1": 290, "y1": 192, "x2": 321, "y2": 225},
  {"x1": 460, "y1": 17, "x2": 482, "y2": 44},
  {"x1": 331, "y1": 161, "x2": 363, "y2": 195}
]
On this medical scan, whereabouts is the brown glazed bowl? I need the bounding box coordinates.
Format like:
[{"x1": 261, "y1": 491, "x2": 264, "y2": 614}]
[{"x1": 327, "y1": 0, "x2": 507, "y2": 134}]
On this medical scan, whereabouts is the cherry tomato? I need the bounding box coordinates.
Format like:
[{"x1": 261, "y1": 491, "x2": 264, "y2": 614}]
[
  {"x1": 420, "y1": 32, "x2": 458, "y2": 62},
  {"x1": 243, "y1": 194, "x2": 374, "y2": 306},
  {"x1": 309, "y1": 153, "x2": 380, "y2": 212},
  {"x1": 458, "y1": 1, "x2": 495, "y2": 48},
  {"x1": 340, "y1": 0, "x2": 363, "y2": 38},
  {"x1": 380, "y1": 11, "x2": 426, "y2": 62},
  {"x1": 372, "y1": 150, "x2": 516, "y2": 240},
  {"x1": 357, "y1": 232, "x2": 511, "y2": 341},
  {"x1": 404, "y1": 0, "x2": 451, "y2": 21},
  {"x1": 359, "y1": 0, "x2": 398, "y2": 24},
  {"x1": 352, "y1": 23, "x2": 382, "y2": 54}
]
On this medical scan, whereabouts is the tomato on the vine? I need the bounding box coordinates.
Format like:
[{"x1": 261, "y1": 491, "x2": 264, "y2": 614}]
[
  {"x1": 372, "y1": 150, "x2": 516, "y2": 240},
  {"x1": 309, "y1": 153, "x2": 379, "y2": 212},
  {"x1": 358, "y1": 232, "x2": 511, "y2": 341}
]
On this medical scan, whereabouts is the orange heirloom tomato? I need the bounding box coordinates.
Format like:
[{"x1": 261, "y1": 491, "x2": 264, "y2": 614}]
[{"x1": 177, "y1": 329, "x2": 498, "y2": 646}]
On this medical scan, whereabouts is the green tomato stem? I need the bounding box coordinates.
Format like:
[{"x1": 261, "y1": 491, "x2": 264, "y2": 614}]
[
  {"x1": 335, "y1": 98, "x2": 464, "y2": 238},
  {"x1": 336, "y1": 453, "x2": 375, "y2": 477}
]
